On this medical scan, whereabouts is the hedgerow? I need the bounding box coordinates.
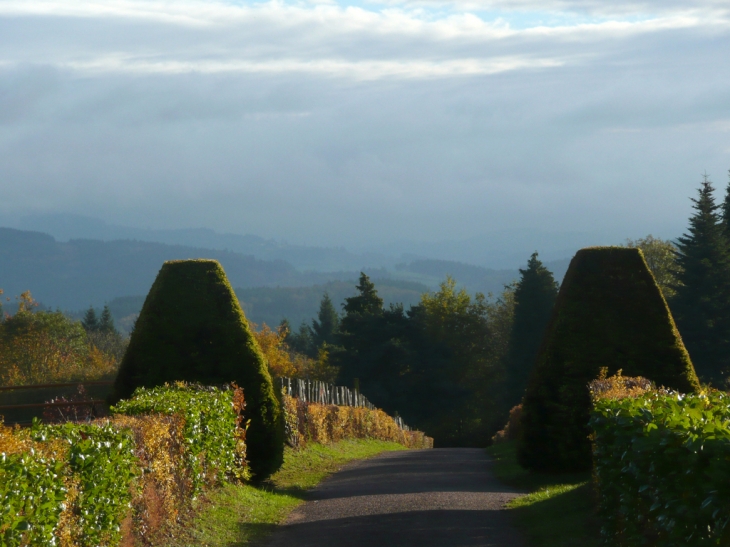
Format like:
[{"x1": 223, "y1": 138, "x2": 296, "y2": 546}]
[
  {"x1": 591, "y1": 388, "x2": 730, "y2": 546},
  {"x1": 112, "y1": 383, "x2": 248, "y2": 495},
  {"x1": 32, "y1": 421, "x2": 139, "y2": 547},
  {"x1": 0, "y1": 427, "x2": 69, "y2": 547},
  {"x1": 0, "y1": 382, "x2": 247, "y2": 547},
  {"x1": 283, "y1": 394, "x2": 433, "y2": 449},
  {"x1": 0, "y1": 383, "x2": 427, "y2": 547}
]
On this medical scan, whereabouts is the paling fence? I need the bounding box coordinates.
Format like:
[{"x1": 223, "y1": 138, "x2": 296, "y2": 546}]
[{"x1": 279, "y1": 377, "x2": 413, "y2": 431}]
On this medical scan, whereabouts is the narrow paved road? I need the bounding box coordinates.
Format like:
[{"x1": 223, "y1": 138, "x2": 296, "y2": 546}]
[{"x1": 260, "y1": 448, "x2": 526, "y2": 547}]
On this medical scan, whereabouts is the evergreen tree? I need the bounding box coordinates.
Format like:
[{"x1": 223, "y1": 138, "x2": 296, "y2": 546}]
[
  {"x1": 81, "y1": 306, "x2": 99, "y2": 332},
  {"x1": 278, "y1": 318, "x2": 291, "y2": 336},
  {"x1": 335, "y1": 273, "x2": 400, "y2": 401},
  {"x1": 673, "y1": 175, "x2": 730, "y2": 385},
  {"x1": 519, "y1": 247, "x2": 699, "y2": 472},
  {"x1": 311, "y1": 292, "x2": 339, "y2": 348},
  {"x1": 286, "y1": 321, "x2": 315, "y2": 357},
  {"x1": 98, "y1": 305, "x2": 116, "y2": 334},
  {"x1": 721, "y1": 170, "x2": 730, "y2": 238},
  {"x1": 113, "y1": 260, "x2": 284, "y2": 479},
  {"x1": 342, "y1": 273, "x2": 383, "y2": 317},
  {"x1": 503, "y1": 252, "x2": 558, "y2": 409}
]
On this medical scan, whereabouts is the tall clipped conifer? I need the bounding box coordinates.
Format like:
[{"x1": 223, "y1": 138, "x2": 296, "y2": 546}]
[
  {"x1": 519, "y1": 247, "x2": 699, "y2": 472},
  {"x1": 503, "y1": 252, "x2": 558, "y2": 410},
  {"x1": 673, "y1": 176, "x2": 730, "y2": 386},
  {"x1": 113, "y1": 260, "x2": 284, "y2": 478}
]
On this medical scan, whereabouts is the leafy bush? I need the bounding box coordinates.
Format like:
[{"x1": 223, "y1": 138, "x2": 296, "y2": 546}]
[
  {"x1": 31, "y1": 421, "x2": 139, "y2": 547},
  {"x1": 282, "y1": 394, "x2": 433, "y2": 449},
  {"x1": 0, "y1": 425, "x2": 69, "y2": 546},
  {"x1": 519, "y1": 247, "x2": 700, "y2": 472},
  {"x1": 112, "y1": 383, "x2": 248, "y2": 494},
  {"x1": 591, "y1": 390, "x2": 730, "y2": 546},
  {"x1": 0, "y1": 383, "x2": 248, "y2": 547},
  {"x1": 113, "y1": 259, "x2": 283, "y2": 479}
]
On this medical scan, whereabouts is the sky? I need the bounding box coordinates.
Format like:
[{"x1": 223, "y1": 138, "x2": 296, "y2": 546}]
[{"x1": 1, "y1": 0, "x2": 729, "y2": 254}]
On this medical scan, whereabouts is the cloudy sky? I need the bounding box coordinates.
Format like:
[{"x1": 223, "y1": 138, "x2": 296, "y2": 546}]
[{"x1": 1, "y1": 0, "x2": 729, "y2": 252}]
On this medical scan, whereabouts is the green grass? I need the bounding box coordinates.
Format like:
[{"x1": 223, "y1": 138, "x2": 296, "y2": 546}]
[
  {"x1": 168, "y1": 439, "x2": 406, "y2": 546},
  {"x1": 487, "y1": 441, "x2": 602, "y2": 547}
]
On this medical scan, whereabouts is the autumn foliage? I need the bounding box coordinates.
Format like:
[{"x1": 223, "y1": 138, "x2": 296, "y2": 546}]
[
  {"x1": 0, "y1": 291, "x2": 118, "y2": 386},
  {"x1": 282, "y1": 394, "x2": 433, "y2": 449}
]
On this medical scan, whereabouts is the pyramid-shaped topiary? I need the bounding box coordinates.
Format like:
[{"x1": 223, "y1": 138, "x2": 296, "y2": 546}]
[
  {"x1": 518, "y1": 247, "x2": 699, "y2": 472},
  {"x1": 113, "y1": 259, "x2": 283, "y2": 479}
]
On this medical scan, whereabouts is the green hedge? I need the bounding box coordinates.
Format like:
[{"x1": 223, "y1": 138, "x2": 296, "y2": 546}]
[
  {"x1": 0, "y1": 421, "x2": 139, "y2": 547},
  {"x1": 591, "y1": 391, "x2": 730, "y2": 546},
  {"x1": 519, "y1": 247, "x2": 699, "y2": 472},
  {"x1": 0, "y1": 383, "x2": 246, "y2": 547},
  {"x1": 112, "y1": 259, "x2": 283, "y2": 479},
  {"x1": 112, "y1": 382, "x2": 248, "y2": 494},
  {"x1": 0, "y1": 450, "x2": 68, "y2": 546},
  {"x1": 32, "y1": 422, "x2": 139, "y2": 547}
]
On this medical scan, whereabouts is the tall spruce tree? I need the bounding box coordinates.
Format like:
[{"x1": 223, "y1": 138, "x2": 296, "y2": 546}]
[
  {"x1": 98, "y1": 305, "x2": 116, "y2": 334},
  {"x1": 721, "y1": 170, "x2": 730, "y2": 238},
  {"x1": 311, "y1": 292, "x2": 339, "y2": 348},
  {"x1": 503, "y1": 252, "x2": 558, "y2": 409},
  {"x1": 342, "y1": 273, "x2": 383, "y2": 317},
  {"x1": 673, "y1": 175, "x2": 730, "y2": 385},
  {"x1": 81, "y1": 306, "x2": 99, "y2": 332}
]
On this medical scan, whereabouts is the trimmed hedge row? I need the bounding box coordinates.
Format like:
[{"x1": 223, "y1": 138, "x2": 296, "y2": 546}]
[
  {"x1": 112, "y1": 382, "x2": 248, "y2": 494},
  {"x1": 0, "y1": 383, "x2": 246, "y2": 547},
  {"x1": 591, "y1": 389, "x2": 730, "y2": 546},
  {"x1": 283, "y1": 394, "x2": 433, "y2": 449}
]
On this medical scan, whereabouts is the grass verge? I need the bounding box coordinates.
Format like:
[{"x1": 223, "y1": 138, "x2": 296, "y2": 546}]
[
  {"x1": 168, "y1": 439, "x2": 406, "y2": 547},
  {"x1": 486, "y1": 441, "x2": 602, "y2": 547}
]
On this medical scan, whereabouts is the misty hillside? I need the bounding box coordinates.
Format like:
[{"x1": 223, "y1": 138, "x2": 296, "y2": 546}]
[
  {"x1": 392, "y1": 258, "x2": 570, "y2": 295},
  {"x1": 8, "y1": 213, "x2": 394, "y2": 272},
  {"x1": 0, "y1": 227, "x2": 358, "y2": 310},
  {"x1": 1, "y1": 226, "x2": 570, "y2": 328}
]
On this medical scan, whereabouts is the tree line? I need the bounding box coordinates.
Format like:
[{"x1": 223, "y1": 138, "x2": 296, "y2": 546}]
[
  {"x1": 273, "y1": 260, "x2": 556, "y2": 446},
  {"x1": 271, "y1": 171, "x2": 730, "y2": 444}
]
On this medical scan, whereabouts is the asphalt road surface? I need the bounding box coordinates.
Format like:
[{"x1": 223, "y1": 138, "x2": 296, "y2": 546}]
[{"x1": 259, "y1": 448, "x2": 526, "y2": 547}]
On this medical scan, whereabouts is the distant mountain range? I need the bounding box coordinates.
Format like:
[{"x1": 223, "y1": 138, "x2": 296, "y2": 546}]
[
  {"x1": 4, "y1": 212, "x2": 601, "y2": 269},
  {"x1": 3, "y1": 213, "x2": 393, "y2": 272},
  {"x1": 0, "y1": 227, "x2": 354, "y2": 310},
  {"x1": 0, "y1": 225, "x2": 571, "y2": 331}
]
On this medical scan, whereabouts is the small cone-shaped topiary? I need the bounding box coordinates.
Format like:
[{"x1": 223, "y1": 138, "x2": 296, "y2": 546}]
[
  {"x1": 113, "y1": 259, "x2": 284, "y2": 479},
  {"x1": 518, "y1": 247, "x2": 699, "y2": 472}
]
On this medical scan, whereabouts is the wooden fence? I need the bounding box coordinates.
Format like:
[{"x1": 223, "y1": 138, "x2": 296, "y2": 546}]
[
  {"x1": 279, "y1": 377, "x2": 413, "y2": 431},
  {"x1": 0, "y1": 381, "x2": 113, "y2": 426}
]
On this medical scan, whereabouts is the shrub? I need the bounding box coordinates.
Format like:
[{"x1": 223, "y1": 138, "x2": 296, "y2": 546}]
[
  {"x1": 0, "y1": 382, "x2": 248, "y2": 547},
  {"x1": 112, "y1": 382, "x2": 248, "y2": 493},
  {"x1": 113, "y1": 259, "x2": 283, "y2": 479},
  {"x1": 591, "y1": 390, "x2": 730, "y2": 546},
  {"x1": 0, "y1": 425, "x2": 70, "y2": 547},
  {"x1": 282, "y1": 394, "x2": 433, "y2": 449},
  {"x1": 519, "y1": 247, "x2": 700, "y2": 472}
]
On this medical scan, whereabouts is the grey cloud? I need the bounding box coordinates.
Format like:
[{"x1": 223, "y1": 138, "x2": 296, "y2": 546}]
[{"x1": 0, "y1": 1, "x2": 729, "y2": 251}]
